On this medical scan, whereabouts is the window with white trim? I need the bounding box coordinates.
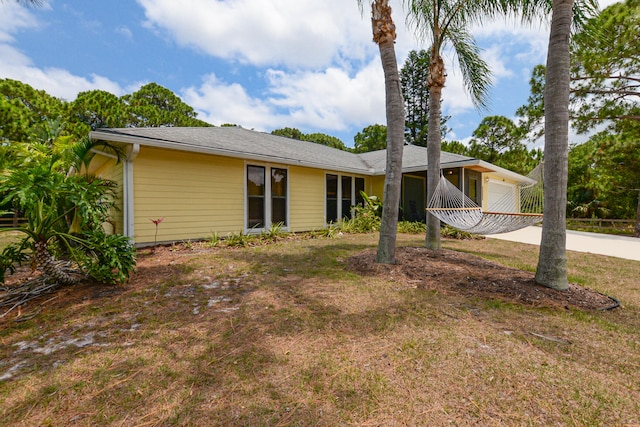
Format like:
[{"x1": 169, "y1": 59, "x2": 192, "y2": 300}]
[
  {"x1": 326, "y1": 174, "x2": 365, "y2": 224},
  {"x1": 247, "y1": 165, "x2": 288, "y2": 230}
]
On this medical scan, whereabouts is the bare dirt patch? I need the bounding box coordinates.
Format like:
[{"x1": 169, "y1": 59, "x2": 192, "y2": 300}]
[
  {"x1": 347, "y1": 246, "x2": 618, "y2": 311},
  {"x1": 2, "y1": 240, "x2": 619, "y2": 325}
]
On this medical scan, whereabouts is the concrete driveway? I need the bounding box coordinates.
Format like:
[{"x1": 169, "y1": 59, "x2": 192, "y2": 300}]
[{"x1": 487, "y1": 226, "x2": 640, "y2": 261}]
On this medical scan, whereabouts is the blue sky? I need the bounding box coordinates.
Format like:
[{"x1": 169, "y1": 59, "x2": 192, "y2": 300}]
[{"x1": 0, "y1": 0, "x2": 618, "y2": 148}]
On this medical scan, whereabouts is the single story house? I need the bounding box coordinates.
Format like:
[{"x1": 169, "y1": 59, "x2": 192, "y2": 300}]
[{"x1": 89, "y1": 126, "x2": 532, "y2": 246}]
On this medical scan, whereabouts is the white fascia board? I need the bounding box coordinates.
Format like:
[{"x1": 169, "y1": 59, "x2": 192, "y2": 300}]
[
  {"x1": 89, "y1": 147, "x2": 119, "y2": 159},
  {"x1": 475, "y1": 160, "x2": 537, "y2": 184},
  {"x1": 90, "y1": 130, "x2": 370, "y2": 176},
  {"x1": 438, "y1": 158, "x2": 535, "y2": 184}
]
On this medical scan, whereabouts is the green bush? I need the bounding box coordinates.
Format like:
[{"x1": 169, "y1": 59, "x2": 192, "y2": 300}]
[
  {"x1": 397, "y1": 221, "x2": 426, "y2": 234},
  {"x1": 340, "y1": 207, "x2": 381, "y2": 233},
  {"x1": 308, "y1": 223, "x2": 341, "y2": 239},
  {"x1": 78, "y1": 231, "x2": 136, "y2": 284},
  {"x1": 208, "y1": 231, "x2": 221, "y2": 247},
  {"x1": 0, "y1": 135, "x2": 136, "y2": 285},
  {"x1": 339, "y1": 192, "x2": 382, "y2": 233}
]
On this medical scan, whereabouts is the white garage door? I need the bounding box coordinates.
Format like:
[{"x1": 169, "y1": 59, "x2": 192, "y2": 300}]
[{"x1": 487, "y1": 180, "x2": 517, "y2": 212}]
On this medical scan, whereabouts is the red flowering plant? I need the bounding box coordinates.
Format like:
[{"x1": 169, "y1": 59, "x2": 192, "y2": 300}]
[{"x1": 150, "y1": 217, "x2": 164, "y2": 249}]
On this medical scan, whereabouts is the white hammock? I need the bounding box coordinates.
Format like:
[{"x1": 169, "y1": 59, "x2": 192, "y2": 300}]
[{"x1": 426, "y1": 164, "x2": 544, "y2": 235}]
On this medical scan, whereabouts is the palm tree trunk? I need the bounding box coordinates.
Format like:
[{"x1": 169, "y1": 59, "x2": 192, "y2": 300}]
[
  {"x1": 372, "y1": 0, "x2": 404, "y2": 264},
  {"x1": 426, "y1": 51, "x2": 445, "y2": 250},
  {"x1": 34, "y1": 241, "x2": 78, "y2": 285},
  {"x1": 535, "y1": 0, "x2": 572, "y2": 290}
]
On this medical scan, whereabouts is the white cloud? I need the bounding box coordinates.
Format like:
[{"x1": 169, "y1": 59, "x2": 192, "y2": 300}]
[
  {"x1": 182, "y1": 61, "x2": 386, "y2": 134},
  {"x1": 146, "y1": 0, "x2": 398, "y2": 133},
  {"x1": 266, "y1": 62, "x2": 385, "y2": 129},
  {"x1": 0, "y1": 43, "x2": 31, "y2": 67},
  {"x1": 116, "y1": 26, "x2": 133, "y2": 40},
  {"x1": 0, "y1": 47, "x2": 125, "y2": 100},
  {"x1": 0, "y1": 3, "x2": 124, "y2": 100},
  {"x1": 136, "y1": 0, "x2": 375, "y2": 69},
  {"x1": 0, "y1": 2, "x2": 39, "y2": 43},
  {"x1": 182, "y1": 73, "x2": 278, "y2": 129},
  {"x1": 483, "y1": 45, "x2": 514, "y2": 80},
  {"x1": 166, "y1": 0, "x2": 409, "y2": 138},
  {"x1": 478, "y1": 21, "x2": 548, "y2": 66}
]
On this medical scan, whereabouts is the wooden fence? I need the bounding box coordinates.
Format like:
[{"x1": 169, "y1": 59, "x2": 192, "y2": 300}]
[
  {"x1": 566, "y1": 218, "x2": 636, "y2": 235},
  {"x1": 0, "y1": 217, "x2": 26, "y2": 228}
]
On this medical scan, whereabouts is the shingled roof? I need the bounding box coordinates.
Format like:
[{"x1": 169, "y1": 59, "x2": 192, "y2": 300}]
[
  {"x1": 90, "y1": 126, "x2": 491, "y2": 176},
  {"x1": 358, "y1": 144, "x2": 475, "y2": 174}
]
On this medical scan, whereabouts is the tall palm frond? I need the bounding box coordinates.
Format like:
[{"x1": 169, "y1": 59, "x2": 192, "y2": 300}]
[
  {"x1": 447, "y1": 26, "x2": 493, "y2": 109},
  {"x1": 572, "y1": 0, "x2": 599, "y2": 28},
  {"x1": 13, "y1": 0, "x2": 46, "y2": 6},
  {"x1": 68, "y1": 137, "x2": 126, "y2": 175},
  {"x1": 405, "y1": 0, "x2": 498, "y2": 110}
]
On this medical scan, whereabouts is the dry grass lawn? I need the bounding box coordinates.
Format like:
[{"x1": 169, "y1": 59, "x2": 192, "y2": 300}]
[{"x1": 1, "y1": 233, "x2": 639, "y2": 426}]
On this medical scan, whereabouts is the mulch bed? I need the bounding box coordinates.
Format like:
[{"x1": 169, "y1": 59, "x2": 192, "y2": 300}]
[{"x1": 346, "y1": 246, "x2": 619, "y2": 311}]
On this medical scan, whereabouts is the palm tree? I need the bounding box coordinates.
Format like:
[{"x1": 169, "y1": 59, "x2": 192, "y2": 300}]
[
  {"x1": 406, "y1": 0, "x2": 498, "y2": 250},
  {"x1": 357, "y1": 0, "x2": 405, "y2": 264},
  {"x1": 534, "y1": 0, "x2": 597, "y2": 290},
  {"x1": 534, "y1": 0, "x2": 573, "y2": 290},
  {"x1": 356, "y1": 0, "x2": 546, "y2": 260}
]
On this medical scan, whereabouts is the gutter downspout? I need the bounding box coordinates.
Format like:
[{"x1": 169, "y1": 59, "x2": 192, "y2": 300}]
[{"x1": 124, "y1": 144, "x2": 140, "y2": 240}]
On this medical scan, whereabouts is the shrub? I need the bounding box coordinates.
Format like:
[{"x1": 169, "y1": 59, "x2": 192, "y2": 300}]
[
  {"x1": 0, "y1": 135, "x2": 136, "y2": 285},
  {"x1": 208, "y1": 231, "x2": 220, "y2": 247},
  {"x1": 260, "y1": 222, "x2": 288, "y2": 242},
  {"x1": 339, "y1": 192, "x2": 382, "y2": 233},
  {"x1": 225, "y1": 230, "x2": 252, "y2": 247},
  {"x1": 397, "y1": 221, "x2": 426, "y2": 234},
  {"x1": 78, "y1": 231, "x2": 136, "y2": 284},
  {"x1": 309, "y1": 223, "x2": 341, "y2": 239}
]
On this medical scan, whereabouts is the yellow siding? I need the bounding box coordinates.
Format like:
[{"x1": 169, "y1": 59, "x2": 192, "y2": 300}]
[
  {"x1": 288, "y1": 166, "x2": 325, "y2": 232},
  {"x1": 95, "y1": 145, "x2": 383, "y2": 243},
  {"x1": 93, "y1": 157, "x2": 124, "y2": 235},
  {"x1": 133, "y1": 147, "x2": 244, "y2": 244},
  {"x1": 370, "y1": 176, "x2": 386, "y2": 201},
  {"x1": 88, "y1": 155, "x2": 115, "y2": 176}
]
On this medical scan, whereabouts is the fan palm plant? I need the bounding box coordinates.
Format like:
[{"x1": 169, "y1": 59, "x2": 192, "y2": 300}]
[
  {"x1": 1, "y1": 129, "x2": 134, "y2": 285},
  {"x1": 12, "y1": 199, "x2": 83, "y2": 285}
]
